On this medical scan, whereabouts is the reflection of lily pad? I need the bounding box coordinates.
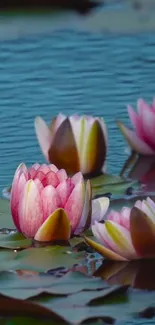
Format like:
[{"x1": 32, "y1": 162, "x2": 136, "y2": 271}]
[{"x1": 91, "y1": 173, "x2": 140, "y2": 198}]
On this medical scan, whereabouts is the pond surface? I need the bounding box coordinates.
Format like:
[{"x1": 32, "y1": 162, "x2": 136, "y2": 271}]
[
  {"x1": 1, "y1": 12, "x2": 155, "y2": 193},
  {"x1": 1, "y1": 4, "x2": 155, "y2": 324}
]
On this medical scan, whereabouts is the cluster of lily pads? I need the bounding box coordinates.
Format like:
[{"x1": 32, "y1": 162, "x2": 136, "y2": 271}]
[
  {"x1": 2, "y1": 97, "x2": 155, "y2": 262},
  {"x1": 1, "y1": 97, "x2": 155, "y2": 324}
]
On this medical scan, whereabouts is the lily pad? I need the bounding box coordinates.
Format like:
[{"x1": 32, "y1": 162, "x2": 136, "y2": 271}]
[
  {"x1": 0, "y1": 293, "x2": 66, "y2": 322},
  {"x1": 0, "y1": 271, "x2": 107, "y2": 298},
  {"x1": 91, "y1": 173, "x2": 140, "y2": 198},
  {"x1": 0, "y1": 199, "x2": 14, "y2": 229},
  {"x1": 0, "y1": 232, "x2": 31, "y2": 250},
  {"x1": 0, "y1": 246, "x2": 86, "y2": 273}
]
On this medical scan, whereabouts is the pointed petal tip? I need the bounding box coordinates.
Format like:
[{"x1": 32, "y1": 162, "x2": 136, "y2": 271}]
[
  {"x1": 84, "y1": 236, "x2": 128, "y2": 261},
  {"x1": 34, "y1": 208, "x2": 71, "y2": 242}
]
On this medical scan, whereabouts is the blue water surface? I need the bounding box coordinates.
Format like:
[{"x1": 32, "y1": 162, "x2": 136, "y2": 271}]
[{"x1": 0, "y1": 18, "x2": 155, "y2": 193}]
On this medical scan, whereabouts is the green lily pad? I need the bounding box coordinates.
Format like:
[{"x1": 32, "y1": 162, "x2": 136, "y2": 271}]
[
  {"x1": 0, "y1": 232, "x2": 31, "y2": 250},
  {"x1": 0, "y1": 246, "x2": 86, "y2": 272},
  {"x1": 0, "y1": 271, "x2": 106, "y2": 299},
  {"x1": 42, "y1": 284, "x2": 128, "y2": 307},
  {"x1": 91, "y1": 173, "x2": 140, "y2": 198},
  {"x1": 0, "y1": 199, "x2": 14, "y2": 229}
]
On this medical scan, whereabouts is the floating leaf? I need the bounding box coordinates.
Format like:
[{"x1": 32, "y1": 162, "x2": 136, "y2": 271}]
[
  {"x1": 1, "y1": 246, "x2": 86, "y2": 273},
  {"x1": 0, "y1": 271, "x2": 106, "y2": 299},
  {"x1": 43, "y1": 284, "x2": 128, "y2": 308},
  {"x1": 0, "y1": 232, "x2": 31, "y2": 250},
  {"x1": 0, "y1": 199, "x2": 14, "y2": 229},
  {"x1": 0, "y1": 293, "x2": 66, "y2": 322},
  {"x1": 90, "y1": 173, "x2": 139, "y2": 198}
]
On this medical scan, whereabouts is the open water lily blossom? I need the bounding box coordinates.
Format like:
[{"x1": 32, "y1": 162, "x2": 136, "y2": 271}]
[
  {"x1": 85, "y1": 197, "x2": 155, "y2": 261},
  {"x1": 10, "y1": 163, "x2": 109, "y2": 242},
  {"x1": 34, "y1": 113, "x2": 107, "y2": 176},
  {"x1": 117, "y1": 98, "x2": 155, "y2": 155}
]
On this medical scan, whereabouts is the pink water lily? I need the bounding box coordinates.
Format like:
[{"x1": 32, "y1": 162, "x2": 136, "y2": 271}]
[
  {"x1": 117, "y1": 98, "x2": 155, "y2": 155},
  {"x1": 85, "y1": 197, "x2": 155, "y2": 261},
  {"x1": 10, "y1": 163, "x2": 109, "y2": 242},
  {"x1": 34, "y1": 113, "x2": 107, "y2": 176}
]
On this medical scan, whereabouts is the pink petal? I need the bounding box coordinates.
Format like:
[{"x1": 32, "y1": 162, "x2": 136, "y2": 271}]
[
  {"x1": 55, "y1": 113, "x2": 67, "y2": 132},
  {"x1": 95, "y1": 221, "x2": 136, "y2": 260},
  {"x1": 71, "y1": 172, "x2": 83, "y2": 185},
  {"x1": 42, "y1": 171, "x2": 59, "y2": 188},
  {"x1": 65, "y1": 180, "x2": 85, "y2": 232},
  {"x1": 117, "y1": 122, "x2": 154, "y2": 155},
  {"x1": 56, "y1": 179, "x2": 74, "y2": 206},
  {"x1": 49, "y1": 164, "x2": 58, "y2": 173},
  {"x1": 34, "y1": 117, "x2": 53, "y2": 161},
  {"x1": 97, "y1": 117, "x2": 108, "y2": 148},
  {"x1": 10, "y1": 164, "x2": 28, "y2": 231},
  {"x1": 127, "y1": 105, "x2": 143, "y2": 138},
  {"x1": 74, "y1": 180, "x2": 92, "y2": 234},
  {"x1": 28, "y1": 168, "x2": 37, "y2": 179},
  {"x1": 31, "y1": 163, "x2": 40, "y2": 171},
  {"x1": 146, "y1": 197, "x2": 155, "y2": 212},
  {"x1": 134, "y1": 200, "x2": 143, "y2": 210},
  {"x1": 107, "y1": 210, "x2": 122, "y2": 223},
  {"x1": 137, "y1": 98, "x2": 149, "y2": 116},
  {"x1": 92, "y1": 221, "x2": 112, "y2": 248},
  {"x1": 35, "y1": 171, "x2": 46, "y2": 183},
  {"x1": 18, "y1": 180, "x2": 44, "y2": 238},
  {"x1": 56, "y1": 169, "x2": 68, "y2": 183},
  {"x1": 120, "y1": 207, "x2": 131, "y2": 230},
  {"x1": 37, "y1": 164, "x2": 51, "y2": 175},
  {"x1": 141, "y1": 107, "x2": 155, "y2": 149},
  {"x1": 92, "y1": 224, "x2": 104, "y2": 243},
  {"x1": 33, "y1": 178, "x2": 44, "y2": 192},
  {"x1": 152, "y1": 98, "x2": 155, "y2": 110},
  {"x1": 91, "y1": 197, "x2": 109, "y2": 224},
  {"x1": 41, "y1": 185, "x2": 62, "y2": 221}
]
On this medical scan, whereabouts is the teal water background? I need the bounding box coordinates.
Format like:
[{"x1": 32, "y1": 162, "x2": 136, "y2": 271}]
[{"x1": 1, "y1": 11, "x2": 155, "y2": 193}]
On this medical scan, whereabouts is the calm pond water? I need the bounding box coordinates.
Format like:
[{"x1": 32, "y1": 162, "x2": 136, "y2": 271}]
[{"x1": 1, "y1": 8, "x2": 155, "y2": 194}]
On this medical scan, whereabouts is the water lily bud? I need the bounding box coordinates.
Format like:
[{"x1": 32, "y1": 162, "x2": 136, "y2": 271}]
[
  {"x1": 10, "y1": 163, "x2": 109, "y2": 242},
  {"x1": 118, "y1": 98, "x2": 155, "y2": 155},
  {"x1": 85, "y1": 197, "x2": 155, "y2": 260},
  {"x1": 34, "y1": 114, "x2": 107, "y2": 176}
]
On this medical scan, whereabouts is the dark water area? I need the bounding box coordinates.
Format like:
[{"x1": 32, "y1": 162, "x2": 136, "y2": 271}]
[{"x1": 1, "y1": 11, "x2": 155, "y2": 193}]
